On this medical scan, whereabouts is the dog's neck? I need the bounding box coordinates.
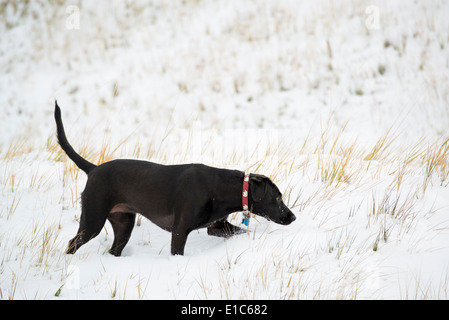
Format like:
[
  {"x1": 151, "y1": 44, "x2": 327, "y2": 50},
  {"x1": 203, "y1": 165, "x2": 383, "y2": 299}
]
[{"x1": 213, "y1": 170, "x2": 249, "y2": 215}]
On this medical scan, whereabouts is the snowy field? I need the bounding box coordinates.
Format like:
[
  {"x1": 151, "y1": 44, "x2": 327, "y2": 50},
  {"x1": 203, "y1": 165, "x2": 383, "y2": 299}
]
[{"x1": 1, "y1": 0, "x2": 449, "y2": 299}]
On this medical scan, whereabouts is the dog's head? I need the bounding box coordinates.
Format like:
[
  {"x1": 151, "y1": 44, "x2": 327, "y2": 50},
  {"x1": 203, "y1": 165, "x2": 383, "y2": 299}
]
[{"x1": 249, "y1": 174, "x2": 296, "y2": 225}]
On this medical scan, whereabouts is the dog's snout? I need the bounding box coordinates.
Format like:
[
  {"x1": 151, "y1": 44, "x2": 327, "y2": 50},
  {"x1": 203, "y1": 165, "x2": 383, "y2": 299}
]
[{"x1": 291, "y1": 214, "x2": 296, "y2": 222}]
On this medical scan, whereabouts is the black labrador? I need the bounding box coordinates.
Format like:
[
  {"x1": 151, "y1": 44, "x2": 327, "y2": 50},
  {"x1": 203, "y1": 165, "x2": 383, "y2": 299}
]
[{"x1": 54, "y1": 101, "x2": 296, "y2": 256}]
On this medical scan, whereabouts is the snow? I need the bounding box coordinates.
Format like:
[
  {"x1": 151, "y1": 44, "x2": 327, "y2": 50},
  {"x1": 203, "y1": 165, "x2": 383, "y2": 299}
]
[{"x1": 1, "y1": 0, "x2": 449, "y2": 299}]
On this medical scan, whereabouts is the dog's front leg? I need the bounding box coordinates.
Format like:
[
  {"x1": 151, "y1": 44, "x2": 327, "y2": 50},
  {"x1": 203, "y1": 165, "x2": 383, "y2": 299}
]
[
  {"x1": 170, "y1": 205, "x2": 193, "y2": 255},
  {"x1": 207, "y1": 218, "x2": 246, "y2": 238},
  {"x1": 170, "y1": 190, "x2": 210, "y2": 255}
]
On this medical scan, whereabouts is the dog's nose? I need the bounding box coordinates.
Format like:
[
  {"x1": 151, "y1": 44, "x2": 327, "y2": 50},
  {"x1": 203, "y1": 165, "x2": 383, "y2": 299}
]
[{"x1": 291, "y1": 214, "x2": 296, "y2": 222}]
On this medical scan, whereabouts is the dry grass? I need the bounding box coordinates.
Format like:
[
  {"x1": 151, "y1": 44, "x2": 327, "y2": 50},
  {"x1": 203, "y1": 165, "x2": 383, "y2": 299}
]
[
  {"x1": 1, "y1": 120, "x2": 449, "y2": 299},
  {"x1": 423, "y1": 137, "x2": 449, "y2": 192}
]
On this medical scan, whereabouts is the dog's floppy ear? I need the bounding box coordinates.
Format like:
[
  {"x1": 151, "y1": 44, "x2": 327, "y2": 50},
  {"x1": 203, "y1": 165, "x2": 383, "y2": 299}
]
[{"x1": 250, "y1": 174, "x2": 268, "y2": 202}]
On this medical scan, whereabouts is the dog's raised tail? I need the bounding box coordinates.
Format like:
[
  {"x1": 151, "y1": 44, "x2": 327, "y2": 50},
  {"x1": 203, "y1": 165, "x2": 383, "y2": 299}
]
[{"x1": 54, "y1": 100, "x2": 96, "y2": 174}]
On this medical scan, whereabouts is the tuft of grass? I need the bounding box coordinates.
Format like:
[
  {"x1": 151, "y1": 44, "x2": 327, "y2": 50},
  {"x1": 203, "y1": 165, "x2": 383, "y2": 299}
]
[
  {"x1": 317, "y1": 142, "x2": 359, "y2": 187},
  {"x1": 369, "y1": 187, "x2": 417, "y2": 220},
  {"x1": 5, "y1": 192, "x2": 22, "y2": 219},
  {"x1": 423, "y1": 137, "x2": 449, "y2": 192},
  {"x1": 1, "y1": 137, "x2": 33, "y2": 160},
  {"x1": 364, "y1": 129, "x2": 396, "y2": 162},
  {"x1": 8, "y1": 272, "x2": 18, "y2": 300}
]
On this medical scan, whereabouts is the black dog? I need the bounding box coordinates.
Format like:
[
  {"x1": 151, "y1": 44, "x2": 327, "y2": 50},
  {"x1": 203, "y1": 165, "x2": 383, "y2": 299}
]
[{"x1": 54, "y1": 101, "x2": 296, "y2": 256}]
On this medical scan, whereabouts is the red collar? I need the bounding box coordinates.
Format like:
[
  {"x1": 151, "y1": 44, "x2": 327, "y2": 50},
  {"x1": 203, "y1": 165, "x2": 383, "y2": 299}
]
[{"x1": 242, "y1": 173, "x2": 250, "y2": 225}]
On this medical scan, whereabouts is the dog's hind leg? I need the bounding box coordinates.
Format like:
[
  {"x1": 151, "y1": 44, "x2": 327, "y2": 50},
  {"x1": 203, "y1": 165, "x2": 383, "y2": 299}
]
[
  {"x1": 66, "y1": 193, "x2": 109, "y2": 255},
  {"x1": 67, "y1": 222, "x2": 107, "y2": 255},
  {"x1": 107, "y1": 212, "x2": 136, "y2": 256}
]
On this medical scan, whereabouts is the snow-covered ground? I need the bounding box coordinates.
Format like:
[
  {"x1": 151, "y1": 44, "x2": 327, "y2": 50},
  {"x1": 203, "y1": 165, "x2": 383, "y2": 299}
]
[{"x1": 1, "y1": 0, "x2": 449, "y2": 299}]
